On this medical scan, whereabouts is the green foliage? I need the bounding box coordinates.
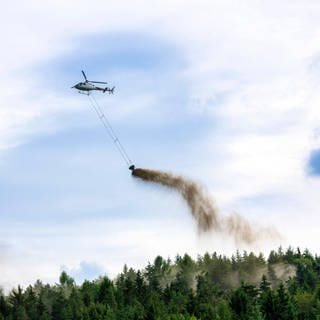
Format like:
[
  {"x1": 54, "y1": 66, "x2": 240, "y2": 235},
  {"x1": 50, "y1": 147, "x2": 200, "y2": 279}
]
[
  {"x1": 230, "y1": 285, "x2": 253, "y2": 319},
  {"x1": 0, "y1": 247, "x2": 319, "y2": 319},
  {"x1": 59, "y1": 271, "x2": 74, "y2": 287},
  {"x1": 295, "y1": 290, "x2": 318, "y2": 320}
]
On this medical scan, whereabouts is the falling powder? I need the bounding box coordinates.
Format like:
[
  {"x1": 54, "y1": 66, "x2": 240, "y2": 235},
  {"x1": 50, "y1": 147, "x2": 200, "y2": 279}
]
[{"x1": 132, "y1": 168, "x2": 280, "y2": 244}]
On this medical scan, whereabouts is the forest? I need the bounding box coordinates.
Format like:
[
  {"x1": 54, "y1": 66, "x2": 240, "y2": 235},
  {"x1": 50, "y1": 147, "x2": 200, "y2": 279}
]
[{"x1": 0, "y1": 247, "x2": 319, "y2": 319}]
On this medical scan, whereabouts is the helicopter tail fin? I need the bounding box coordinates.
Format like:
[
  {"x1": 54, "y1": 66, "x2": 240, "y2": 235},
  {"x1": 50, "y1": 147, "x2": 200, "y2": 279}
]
[{"x1": 103, "y1": 86, "x2": 115, "y2": 94}]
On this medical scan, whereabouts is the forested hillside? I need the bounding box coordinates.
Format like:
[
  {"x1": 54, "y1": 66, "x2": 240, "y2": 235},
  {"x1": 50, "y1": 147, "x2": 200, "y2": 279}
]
[{"x1": 1, "y1": 247, "x2": 319, "y2": 319}]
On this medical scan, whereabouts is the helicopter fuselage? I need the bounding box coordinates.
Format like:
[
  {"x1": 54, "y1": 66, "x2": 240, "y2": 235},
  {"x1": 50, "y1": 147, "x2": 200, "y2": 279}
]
[{"x1": 73, "y1": 82, "x2": 104, "y2": 92}]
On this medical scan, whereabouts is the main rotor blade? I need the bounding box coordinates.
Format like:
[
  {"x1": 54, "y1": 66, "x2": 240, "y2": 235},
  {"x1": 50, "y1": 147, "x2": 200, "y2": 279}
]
[
  {"x1": 89, "y1": 80, "x2": 108, "y2": 84},
  {"x1": 81, "y1": 70, "x2": 88, "y2": 81}
]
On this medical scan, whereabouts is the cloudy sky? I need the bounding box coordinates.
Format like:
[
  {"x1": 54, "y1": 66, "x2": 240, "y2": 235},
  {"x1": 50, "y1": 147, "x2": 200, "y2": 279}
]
[{"x1": 1, "y1": 0, "x2": 320, "y2": 290}]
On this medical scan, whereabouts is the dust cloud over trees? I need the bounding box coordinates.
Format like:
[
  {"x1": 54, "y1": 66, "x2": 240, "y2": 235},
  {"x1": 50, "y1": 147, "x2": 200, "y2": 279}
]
[{"x1": 1, "y1": 247, "x2": 319, "y2": 319}]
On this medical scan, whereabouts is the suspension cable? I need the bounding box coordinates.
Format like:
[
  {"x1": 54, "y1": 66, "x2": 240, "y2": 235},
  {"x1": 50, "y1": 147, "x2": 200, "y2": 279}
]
[{"x1": 87, "y1": 94, "x2": 133, "y2": 168}]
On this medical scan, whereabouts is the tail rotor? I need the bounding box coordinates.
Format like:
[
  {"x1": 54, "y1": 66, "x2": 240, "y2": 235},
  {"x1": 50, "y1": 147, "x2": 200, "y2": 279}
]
[{"x1": 103, "y1": 86, "x2": 115, "y2": 94}]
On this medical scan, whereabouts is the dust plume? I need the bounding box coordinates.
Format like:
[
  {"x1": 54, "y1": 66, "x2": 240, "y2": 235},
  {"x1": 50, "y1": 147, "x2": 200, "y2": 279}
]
[
  {"x1": 224, "y1": 213, "x2": 280, "y2": 244},
  {"x1": 132, "y1": 168, "x2": 220, "y2": 231},
  {"x1": 271, "y1": 262, "x2": 296, "y2": 282},
  {"x1": 131, "y1": 168, "x2": 279, "y2": 244}
]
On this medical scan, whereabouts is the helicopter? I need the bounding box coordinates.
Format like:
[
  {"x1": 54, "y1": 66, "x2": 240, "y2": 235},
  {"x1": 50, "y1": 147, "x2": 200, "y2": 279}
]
[{"x1": 72, "y1": 71, "x2": 115, "y2": 94}]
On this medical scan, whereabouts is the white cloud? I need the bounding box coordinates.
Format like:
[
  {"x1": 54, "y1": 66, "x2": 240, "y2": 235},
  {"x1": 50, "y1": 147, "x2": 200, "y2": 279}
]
[
  {"x1": 2, "y1": 0, "x2": 320, "y2": 154},
  {"x1": 1, "y1": 0, "x2": 320, "y2": 290}
]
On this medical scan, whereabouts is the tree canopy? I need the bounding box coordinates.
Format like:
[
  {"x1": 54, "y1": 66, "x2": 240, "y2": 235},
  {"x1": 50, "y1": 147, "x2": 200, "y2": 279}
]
[{"x1": 1, "y1": 247, "x2": 319, "y2": 319}]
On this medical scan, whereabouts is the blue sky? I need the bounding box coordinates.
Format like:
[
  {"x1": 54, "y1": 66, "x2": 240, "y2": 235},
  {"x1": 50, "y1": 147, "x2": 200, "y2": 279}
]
[
  {"x1": 1, "y1": 0, "x2": 320, "y2": 290},
  {"x1": 308, "y1": 149, "x2": 320, "y2": 176}
]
